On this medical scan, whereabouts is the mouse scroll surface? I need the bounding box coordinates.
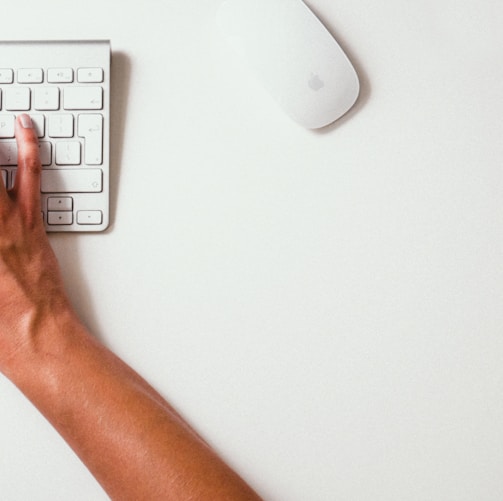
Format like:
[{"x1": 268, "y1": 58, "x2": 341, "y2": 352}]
[{"x1": 216, "y1": 0, "x2": 360, "y2": 129}]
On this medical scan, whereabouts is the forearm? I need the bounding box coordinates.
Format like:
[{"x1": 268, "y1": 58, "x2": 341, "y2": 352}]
[
  {"x1": 6, "y1": 308, "x2": 260, "y2": 501},
  {"x1": 0, "y1": 116, "x2": 261, "y2": 500}
]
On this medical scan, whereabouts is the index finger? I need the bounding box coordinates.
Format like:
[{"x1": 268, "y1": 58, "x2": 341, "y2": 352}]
[{"x1": 14, "y1": 114, "x2": 42, "y2": 214}]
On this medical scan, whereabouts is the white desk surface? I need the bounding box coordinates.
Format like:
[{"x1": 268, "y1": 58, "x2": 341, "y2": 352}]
[{"x1": 2, "y1": 1, "x2": 503, "y2": 499}]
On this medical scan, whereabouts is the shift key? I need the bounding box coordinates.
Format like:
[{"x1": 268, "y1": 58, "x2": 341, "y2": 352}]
[{"x1": 42, "y1": 168, "x2": 102, "y2": 193}]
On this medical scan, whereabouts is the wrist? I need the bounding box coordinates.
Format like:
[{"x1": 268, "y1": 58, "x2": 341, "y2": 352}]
[{"x1": 1, "y1": 302, "x2": 86, "y2": 388}]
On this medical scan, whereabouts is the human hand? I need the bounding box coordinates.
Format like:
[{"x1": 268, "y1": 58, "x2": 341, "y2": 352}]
[{"x1": 0, "y1": 114, "x2": 70, "y2": 374}]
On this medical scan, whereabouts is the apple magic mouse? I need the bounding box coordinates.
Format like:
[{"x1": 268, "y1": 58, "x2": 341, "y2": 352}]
[{"x1": 216, "y1": 0, "x2": 360, "y2": 129}]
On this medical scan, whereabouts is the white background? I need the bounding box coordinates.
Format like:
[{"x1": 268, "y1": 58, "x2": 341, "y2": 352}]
[{"x1": 1, "y1": 0, "x2": 503, "y2": 499}]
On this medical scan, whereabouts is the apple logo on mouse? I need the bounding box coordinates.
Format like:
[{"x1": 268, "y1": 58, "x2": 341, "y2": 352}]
[{"x1": 308, "y1": 73, "x2": 324, "y2": 91}]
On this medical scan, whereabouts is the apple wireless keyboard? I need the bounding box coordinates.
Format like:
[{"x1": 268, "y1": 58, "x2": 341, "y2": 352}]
[{"x1": 0, "y1": 40, "x2": 110, "y2": 232}]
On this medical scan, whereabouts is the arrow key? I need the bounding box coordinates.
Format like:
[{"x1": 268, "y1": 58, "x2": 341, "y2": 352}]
[
  {"x1": 77, "y1": 210, "x2": 102, "y2": 225},
  {"x1": 48, "y1": 211, "x2": 73, "y2": 225},
  {"x1": 48, "y1": 197, "x2": 73, "y2": 211}
]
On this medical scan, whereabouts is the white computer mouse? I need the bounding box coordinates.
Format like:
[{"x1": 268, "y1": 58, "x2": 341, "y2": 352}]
[{"x1": 216, "y1": 0, "x2": 360, "y2": 129}]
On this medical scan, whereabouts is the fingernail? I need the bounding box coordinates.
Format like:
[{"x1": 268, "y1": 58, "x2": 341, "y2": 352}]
[{"x1": 19, "y1": 114, "x2": 33, "y2": 129}]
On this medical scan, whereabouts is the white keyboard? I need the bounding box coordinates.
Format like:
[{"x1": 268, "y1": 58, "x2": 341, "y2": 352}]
[{"x1": 0, "y1": 40, "x2": 110, "y2": 232}]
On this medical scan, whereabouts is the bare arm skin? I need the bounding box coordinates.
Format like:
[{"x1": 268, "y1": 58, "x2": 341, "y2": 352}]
[{"x1": 0, "y1": 115, "x2": 262, "y2": 501}]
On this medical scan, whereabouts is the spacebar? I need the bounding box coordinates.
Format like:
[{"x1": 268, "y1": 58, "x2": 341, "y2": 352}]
[{"x1": 41, "y1": 169, "x2": 102, "y2": 193}]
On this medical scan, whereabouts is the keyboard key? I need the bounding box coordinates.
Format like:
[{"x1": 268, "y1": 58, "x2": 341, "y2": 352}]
[
  {"x1": 48, "y1": 211, "x2": 73, "y2": 225},
  {"x1": 47, "y1": 68, "x2": 73, "y2": 83},
  {"x1": 41, "y1": 168, "x2": 102, "y2": 193},
  {"x1": 18, "y1": 68, "x2": 43, "y2": 83},
  {"x1": 39, "y1": 141, "x2": 52, "y2": 166},
  {"x1": 34, "y1": 87, "x2": 60, "y2": 111},
  {"x1": 49, "y1": 114, "x2": 74, "y2": 137},
  {"x1": 56, "y1": 141, "x2": 81, "y2": 165},
  {"x1": 78, "y1": 114, "x2": 103, "y2": 165},
  {"x1": 0, "y1": 69, "x2": 14, "y2": 84},
  {"x1": 77, "y1": 68, "x2": 103, "y2": 83},
  {"x1": 0, "y1": 114, "x2": 15, "y2": 138},
  {"x1": 64, "y1": 86, "x2": 102, "y2": 110},
  {"x1": 5, "y1": 87, "x2": 30, "y2": 111},
  {"x1": 0, "y1": 140, "x2": 16, "y2": 164},
  {"x1": 48, "y1": 196, "x2": 73, "y2": 211},
  {"x1": 77, "y1": 210, "x2": 103, "y2": 225},
  {"x1": 30, "y1": 113, "x2": 45, "y2": 137}
]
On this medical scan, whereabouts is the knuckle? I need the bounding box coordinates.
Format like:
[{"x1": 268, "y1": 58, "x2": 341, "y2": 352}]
[
  {"x1": 20, "y1": 146, "x2": 42, "y2": 174},
  {"x1": 23, "y1": 155, "x2": 42, "y2": 174}
]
